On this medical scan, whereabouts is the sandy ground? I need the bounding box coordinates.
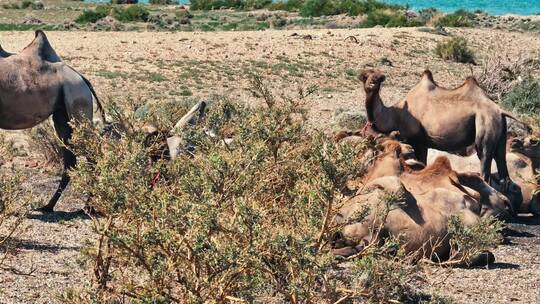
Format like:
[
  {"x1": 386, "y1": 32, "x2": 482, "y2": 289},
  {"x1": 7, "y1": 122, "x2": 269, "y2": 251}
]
[{"x1": 0, "y1": 27, "x2": 539, "y2": 303}]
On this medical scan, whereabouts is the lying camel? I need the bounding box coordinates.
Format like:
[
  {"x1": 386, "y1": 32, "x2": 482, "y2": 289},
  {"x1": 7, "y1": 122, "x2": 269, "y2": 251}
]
[
  {"x1": 333, "y1": 156, "x2": 483, "y2": 261},
  {"x1": 360, "y1": 69, "x2": 524, "y2": 187},
  {"x1": 360, "y1": 140, "x2": 511, "y2": 218},
  {"x1": 0, "y1": 31, "x2": 104, "y2": 212},
  {"x1": 428, "y1": 134, "x2": 540, "y2": 214}
]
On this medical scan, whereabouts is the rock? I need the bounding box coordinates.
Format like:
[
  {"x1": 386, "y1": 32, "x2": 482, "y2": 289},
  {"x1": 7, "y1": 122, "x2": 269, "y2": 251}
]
[
  {"x1": 270, "y1": 15, "x2": 287, "y2": 28},
  {"x1": 23, "y1": 17, "x2": 43, "y2": 25},
  {"x1": 405, "y1": 10, "x2": 419, "y2": 18},
  {"x1": 63, "y1": 21, "x2": 76, "y2": 29}
]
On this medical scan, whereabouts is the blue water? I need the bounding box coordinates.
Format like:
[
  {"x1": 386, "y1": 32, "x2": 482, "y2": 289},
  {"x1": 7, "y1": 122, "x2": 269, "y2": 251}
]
[
  {"x1": 85, "y1": 0, "x2": 540, "y2": 16},
  {"x1": 384, "y1": 0, "x2": 540, "y2": 15}
]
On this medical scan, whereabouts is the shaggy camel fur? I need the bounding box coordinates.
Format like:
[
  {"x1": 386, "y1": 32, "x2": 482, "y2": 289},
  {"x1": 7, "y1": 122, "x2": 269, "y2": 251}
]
[
  {"x1": 360, "y1": 69, "x2": 524, "y2": 188},
  {"x1": 0, "y1": 30, "x2": 104, "y2": 212}
]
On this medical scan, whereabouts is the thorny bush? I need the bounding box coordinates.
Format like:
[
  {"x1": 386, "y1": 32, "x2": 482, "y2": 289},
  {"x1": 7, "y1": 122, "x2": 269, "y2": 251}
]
[
  {"x1": 65, "y1": 78, "x2": 371, "y2": 302},
  {"x1": 62, "y1": 77, "x2": 503, "y2": 303},
  {"x1": 0, "y1": 135, "x2": 32, "y2": 268}
]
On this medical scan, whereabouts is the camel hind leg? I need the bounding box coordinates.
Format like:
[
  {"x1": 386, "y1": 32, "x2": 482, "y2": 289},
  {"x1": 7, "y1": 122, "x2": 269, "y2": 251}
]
[
  {"x1": 493, "y1": 119, "x2": 510, "y2": 181},
  {"x1": 38, "y1": 102, "x2": 76, "y2": 212}
]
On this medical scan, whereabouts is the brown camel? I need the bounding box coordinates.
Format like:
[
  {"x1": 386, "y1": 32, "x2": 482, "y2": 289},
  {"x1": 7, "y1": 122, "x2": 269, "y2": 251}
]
[
  {"x1": 333, "y1": 156, "x2": 483, "y2": 261},
  {"x1": 360, "y1": 69, "x2": 525, "y2": 189},
  {"x1": 360, "y1": 140, "x2": 511, "y2": 218},
  {"x1": 428, "y1": 134, "x2": 540, "y2": 214},
  {"x1": 0, "y1": 30, "x2": 105, "y2": 212}
]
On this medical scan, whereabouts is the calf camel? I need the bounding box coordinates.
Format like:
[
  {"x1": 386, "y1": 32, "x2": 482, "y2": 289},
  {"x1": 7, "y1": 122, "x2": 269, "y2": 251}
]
[
  {"x1": 0, "y1": 31, "x2": 104, "y2": 212},
  {"x1": 360, "y1": 69, "x2": 524, "y2": 188}
]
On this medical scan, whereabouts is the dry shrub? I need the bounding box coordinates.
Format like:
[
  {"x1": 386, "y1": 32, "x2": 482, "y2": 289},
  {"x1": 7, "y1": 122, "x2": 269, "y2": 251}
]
[
  {"x1": 25, "y1": 120, "x2": 63, "y2": 168},
  {"x1": 62, "y1": 77, "x2": 501, "y2": 303},
  {"x1": 445, "y1": 216, "x2": 503, "y2": 266},
  {"x1": 434, "y1": 37, "x2": 476, "y2": 64},
  {"x1": 0, "y1": 169, "x2": 31, "y2": 268},
  {"x1": 64, "y1": 77, "x2": 371, "y2": 303},
  {"x1": 478, "y1": 54, "x2": 540, "y2": 101}
]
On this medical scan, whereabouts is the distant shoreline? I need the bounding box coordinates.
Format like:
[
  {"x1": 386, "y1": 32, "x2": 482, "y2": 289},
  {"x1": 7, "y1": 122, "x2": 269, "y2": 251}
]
[{"x1": 83, "y1": 0, "x2": 540, "y2": 17}]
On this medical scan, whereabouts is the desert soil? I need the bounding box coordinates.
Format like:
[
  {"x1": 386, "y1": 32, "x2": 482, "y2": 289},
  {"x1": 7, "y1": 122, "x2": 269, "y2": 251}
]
[{"x1": 0, "y1": 27, "x2": 539, "y2": 303}]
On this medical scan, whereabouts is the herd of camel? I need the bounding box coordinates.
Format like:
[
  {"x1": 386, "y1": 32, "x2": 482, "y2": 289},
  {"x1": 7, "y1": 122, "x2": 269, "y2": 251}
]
[{"x1": 1, "y1": 31, "x2": 539, "y2": 263}]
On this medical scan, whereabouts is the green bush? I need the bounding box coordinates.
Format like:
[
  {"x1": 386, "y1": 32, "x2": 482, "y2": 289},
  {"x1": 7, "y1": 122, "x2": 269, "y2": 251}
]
[
  {"x1": 76, "y1": 4, "x2": 149, "y2": 23},
  {"x1": 502, "y1": 77, "x2": 540, "y2": 115},
  {"x1": 299, "y1": 0, "x2": 403, "y2": 17},
  {"x1": 112, "y1": 5, "x2": 150, "y2": 22},
  {"x1": 360, "y1": 8, "x2": 425, "y2": 27},
  {"x1": 435, "y1": 37, "x2": 476, "y2": 64},
  {"x1": 190, "y1": 0, "x2": 270, "y2": 10},
  {"x1": 2, "y1": 0, "x2": 43, "y2": 9},
  {"x1": 268, "y1": 0, "x2": 304, "y2": 11},
  {"x1": 149, "y1": 0, "x2": 178, "y2": 4},
  {"x1": 111, "y1": 0, "x2": 138, "y2": 4},
  {"x1": 75, "y1": 7, "x2": 109, "y2": 24},
  {"x1": 434, "y1": 9, "x2": 476, "y2": 27},
  {"x1": 190, "y1": 0, "x2": 243, "y2": 10}
]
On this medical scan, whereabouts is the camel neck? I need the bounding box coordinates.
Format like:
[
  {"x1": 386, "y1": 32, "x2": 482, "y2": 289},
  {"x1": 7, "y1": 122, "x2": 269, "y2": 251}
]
[{"x1": 365, "y1": 88, "x2": 394, "y2": 133}]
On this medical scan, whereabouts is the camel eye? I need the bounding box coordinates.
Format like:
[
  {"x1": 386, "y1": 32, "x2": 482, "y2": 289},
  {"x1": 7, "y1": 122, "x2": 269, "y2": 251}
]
[{"x1": 529, "y1": 138, "x2": 540, "y2": 146}]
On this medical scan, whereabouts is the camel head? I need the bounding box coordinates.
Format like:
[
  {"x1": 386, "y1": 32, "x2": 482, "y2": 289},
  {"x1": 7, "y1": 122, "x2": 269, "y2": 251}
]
[{"x1": 359, "y1": 69, "x2": 386, "y2": 92}]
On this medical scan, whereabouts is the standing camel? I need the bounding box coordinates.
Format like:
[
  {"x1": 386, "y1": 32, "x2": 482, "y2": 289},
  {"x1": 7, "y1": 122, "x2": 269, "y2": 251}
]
[
  {"x1": 360, "y1": 69, "x2": 525, "y2": 194},
  {"x1": 0, "y1": 30, "x2": 105, "y2": 212}
]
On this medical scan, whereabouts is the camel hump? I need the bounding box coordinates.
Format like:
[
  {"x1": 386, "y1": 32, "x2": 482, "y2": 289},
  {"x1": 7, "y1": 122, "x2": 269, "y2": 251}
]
[
  {"x1": 422, "y1": 69, "x2": 434, "y2": 82},
  {"x1": 419, "y1": 69, "x2": 436, "y2": 91},
  {"x1": 430, "y1": 156, "x2": 453, "y2": 172},
  {"x1": 464, "y1": 76, "x2": 479, "y2": 87},
  {"x1": 21, "y1": 30, "x2": 61, "y2": 63}
]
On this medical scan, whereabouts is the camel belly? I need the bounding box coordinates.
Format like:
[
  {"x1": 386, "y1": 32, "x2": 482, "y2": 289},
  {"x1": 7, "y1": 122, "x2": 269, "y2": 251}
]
[
  {"x1": 423, "y1": 115, "x2": 476, "y2": 151},
  {"x1": 0, "y1": 93, "x2": 56, "y2": 130}
]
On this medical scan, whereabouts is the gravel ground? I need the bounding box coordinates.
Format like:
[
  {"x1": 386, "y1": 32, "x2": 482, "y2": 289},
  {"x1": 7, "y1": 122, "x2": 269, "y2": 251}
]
[{"x1": 0, "y1": 28, "x2": 538, "y2": 303}]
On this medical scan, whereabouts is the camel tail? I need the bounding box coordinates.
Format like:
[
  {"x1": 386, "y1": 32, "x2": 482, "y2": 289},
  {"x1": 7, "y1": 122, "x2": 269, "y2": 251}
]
[
  {"x1": 501, "y1": 111, "x2": 532, "y2": 133},
  {"x1": 80, "y1": 74, "x2": 106, "y2": 123},
  {"x1": 66, "y1": 65, "x2": 107, "y2": 123}
]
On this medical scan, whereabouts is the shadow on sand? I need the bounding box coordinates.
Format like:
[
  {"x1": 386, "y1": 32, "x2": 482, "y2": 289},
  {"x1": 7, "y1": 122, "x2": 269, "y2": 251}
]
[{"x1": 26, "y1": 210, "x2": 90, "y2": 223}]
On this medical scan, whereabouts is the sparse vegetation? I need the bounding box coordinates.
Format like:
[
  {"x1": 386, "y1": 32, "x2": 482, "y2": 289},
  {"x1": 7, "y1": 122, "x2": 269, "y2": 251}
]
[
  {"x1": 75, "y1": 6, "x2": 109, "y2": 24},
  {"x1": 0, "y1": 137, "x2": 32, "y2": 270},
  {"x1": 502, "y1": 77, "x2": 540, "y2": 115},
  {"x1": 478, "y1": 55, "x2": 540, "y2": 101},
  {"x1": 360, "y1": 8, "x2": 425, "y2": 27},
  {"x1": 433, "y1": 9, "x2": 476, "y2": 27},
  {"x1": 75, "y1": 5, "x2": 149, "y2": 24},
  {"x1": 2, "y1": 0, "x2": 44, "y2": 10},
  {"x1": 149, "y1": 0, "x2": 177, "y2": 4},
  {"x1": 435, "y1": 37, "x2": 476, "y2": 64},
  {"x1": 445, "y1": 216, "x2": 503, "y2": 266}
]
